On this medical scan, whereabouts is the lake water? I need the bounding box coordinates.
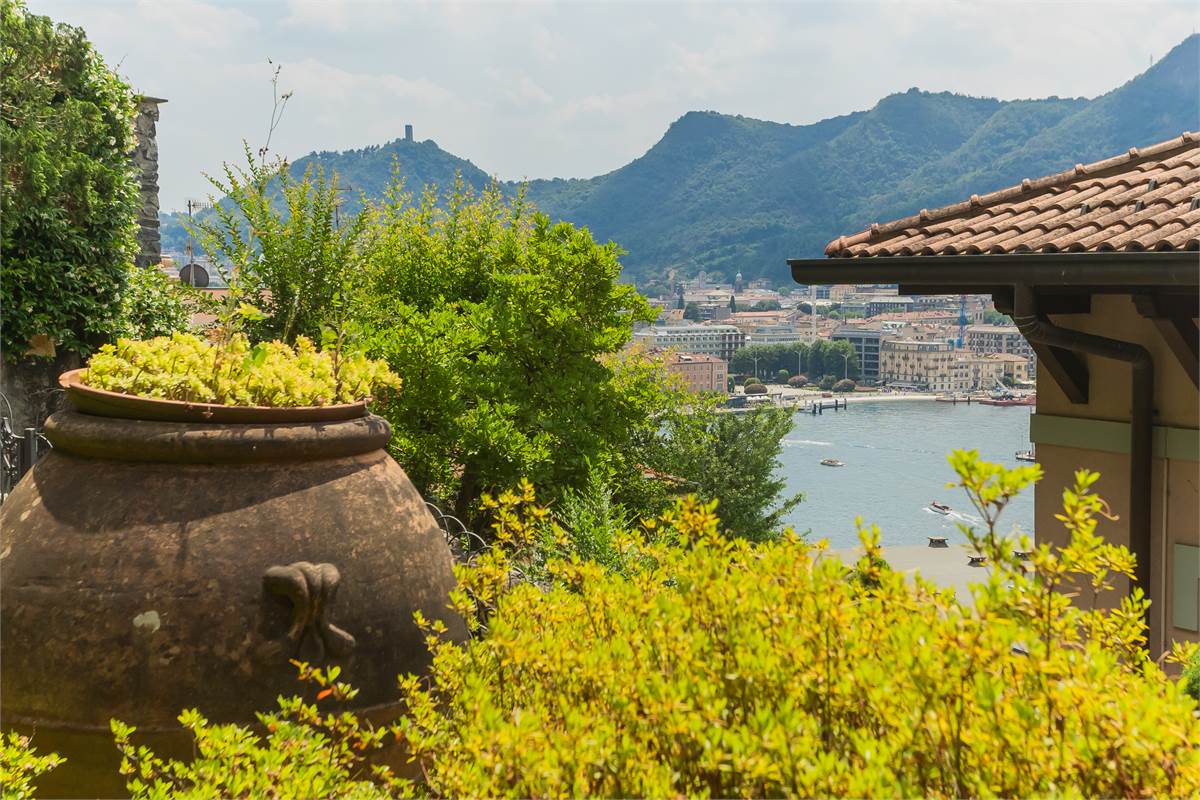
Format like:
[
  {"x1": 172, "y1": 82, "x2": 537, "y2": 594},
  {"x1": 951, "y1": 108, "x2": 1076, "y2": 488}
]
[{"x1": 777, "y1": 400, "x2": 1035, "y2": 549}]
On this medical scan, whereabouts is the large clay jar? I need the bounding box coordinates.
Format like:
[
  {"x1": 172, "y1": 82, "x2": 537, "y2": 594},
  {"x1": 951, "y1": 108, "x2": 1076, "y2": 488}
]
[{"x1": 0, "y1": 408, "x2": 465, "y2": 797}]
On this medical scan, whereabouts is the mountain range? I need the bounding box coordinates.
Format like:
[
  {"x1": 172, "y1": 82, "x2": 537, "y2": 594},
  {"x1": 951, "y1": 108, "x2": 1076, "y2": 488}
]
[{"x1": 160, "y1": 34, "x2": 1199, "y2": 289}]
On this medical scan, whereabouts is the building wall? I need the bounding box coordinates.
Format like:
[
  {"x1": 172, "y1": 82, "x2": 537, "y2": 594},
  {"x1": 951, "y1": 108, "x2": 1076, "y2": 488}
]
[
  {"x1": 1031, "y1": 294, "x2": 1200, "y2": 657},
  {"x1": 666, "y1": 354, "x2": 728, "y2": 394}
]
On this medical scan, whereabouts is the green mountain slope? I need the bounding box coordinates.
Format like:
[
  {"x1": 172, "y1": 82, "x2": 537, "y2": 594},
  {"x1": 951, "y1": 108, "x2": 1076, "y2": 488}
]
[
  {"x1": 159, "y1": 138, "x2": 492, "y2": 254},
  {"x1": 161, "y1": 35, "x2": 1199, "y2": 286}
]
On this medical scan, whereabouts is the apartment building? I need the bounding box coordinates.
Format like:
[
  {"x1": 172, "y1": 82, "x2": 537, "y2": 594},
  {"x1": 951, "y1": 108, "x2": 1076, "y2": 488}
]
[
  {"x1": 630, "y1": 324, "x2": 745, "y2": 362},
  {"x1": 978, "y1": 352, "x2": 1031, "y2": 383},
  {"x1": 832, "y1": 323, "x2": 884, "y2": 383},
  {"x1": 865, "y1": 295, "x2": 915, "y2": 317},
  {"x1": 880, "y1": 339, "x2": 958, "y2": 392},
  {"x1": 964, "y1": 324, "x2": 1033, "y2": 360},
  {"x1": 666, "y1": 352, "x2": 728, "y2": 395}
]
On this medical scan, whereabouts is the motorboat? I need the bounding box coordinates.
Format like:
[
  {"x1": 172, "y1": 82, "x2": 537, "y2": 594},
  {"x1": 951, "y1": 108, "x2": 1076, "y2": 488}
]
[
  {"x1": 1015, "y1": 449, "x2": 1036, "y2": 462},
  {"x1": 820, "y1": 458, "x2": 845, "y2": 467},
  {"x1": 928, "y1": 501, "x2": 951, "y2": 515}
]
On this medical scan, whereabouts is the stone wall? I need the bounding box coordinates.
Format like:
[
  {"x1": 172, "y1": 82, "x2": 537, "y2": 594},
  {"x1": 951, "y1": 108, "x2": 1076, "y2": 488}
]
[{"x1": 133, "y1": 97, "x2": 164, "y2": 269}]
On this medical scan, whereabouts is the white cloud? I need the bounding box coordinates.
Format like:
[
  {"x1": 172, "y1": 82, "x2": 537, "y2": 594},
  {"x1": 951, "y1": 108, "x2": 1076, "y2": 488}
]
[{"x1": 27, "y1": 0, "x2": 1200, "y2": 209}]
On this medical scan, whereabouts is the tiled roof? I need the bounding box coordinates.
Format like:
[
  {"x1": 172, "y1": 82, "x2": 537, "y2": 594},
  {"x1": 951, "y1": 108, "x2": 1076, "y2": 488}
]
[{"x1": 826, "y1": 132, "x2": 1200, "y2": 257}]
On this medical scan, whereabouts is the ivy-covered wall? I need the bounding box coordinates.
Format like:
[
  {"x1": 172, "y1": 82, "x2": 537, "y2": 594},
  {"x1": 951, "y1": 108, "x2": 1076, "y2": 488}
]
[{"x1": 0, "y1": 0, "x2": 143, "y2": 427}]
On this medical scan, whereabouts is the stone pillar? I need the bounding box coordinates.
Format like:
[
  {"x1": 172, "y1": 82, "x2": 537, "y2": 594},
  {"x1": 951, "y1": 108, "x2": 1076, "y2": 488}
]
[{"x1": 133, "y1": 96, "x2": 166, "y2": 269}]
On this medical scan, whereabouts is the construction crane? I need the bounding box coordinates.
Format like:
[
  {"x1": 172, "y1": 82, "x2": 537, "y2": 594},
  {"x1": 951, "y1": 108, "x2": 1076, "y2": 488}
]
[{"x1": 957, "y1": 295, "x2": 968, "y2": 349}]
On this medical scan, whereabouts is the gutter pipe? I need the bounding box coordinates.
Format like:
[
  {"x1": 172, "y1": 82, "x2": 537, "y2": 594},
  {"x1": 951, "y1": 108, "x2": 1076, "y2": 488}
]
[{"x1": 1010, "y1": 285, "x2": 1154, "y2": 622}]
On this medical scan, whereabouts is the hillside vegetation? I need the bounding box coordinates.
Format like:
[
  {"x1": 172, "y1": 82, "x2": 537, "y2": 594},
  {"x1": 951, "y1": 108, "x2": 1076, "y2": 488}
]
[{"x1": 162, "y1": 35, "x2": 1199, "y2": 287}]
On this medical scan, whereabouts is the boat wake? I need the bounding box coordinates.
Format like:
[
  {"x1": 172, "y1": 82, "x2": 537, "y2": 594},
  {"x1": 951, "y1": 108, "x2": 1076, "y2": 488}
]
[{"x1": 783, "y1": 439, "x2": 833, "y2": 447}]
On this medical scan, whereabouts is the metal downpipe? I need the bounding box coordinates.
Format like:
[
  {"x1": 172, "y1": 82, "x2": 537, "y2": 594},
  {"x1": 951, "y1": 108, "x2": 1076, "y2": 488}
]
[{"x1": 1010, "y1": 285, "x2": 1154, "y2": 621}]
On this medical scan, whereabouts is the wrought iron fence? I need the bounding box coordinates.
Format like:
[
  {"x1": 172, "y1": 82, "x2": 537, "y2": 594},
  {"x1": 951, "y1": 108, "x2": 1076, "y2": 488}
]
[
  {"x1": 425, "y1": 500, "x2": 488, "y2": 563},
  {"x1": 1, "y1": 394, "x2": 50, "y2": 502}
]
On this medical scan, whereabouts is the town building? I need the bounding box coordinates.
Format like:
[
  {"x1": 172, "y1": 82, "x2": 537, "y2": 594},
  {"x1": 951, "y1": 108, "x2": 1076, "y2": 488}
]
[
  {"x1": 978, "y1": 352, "x2": 1031, "y2": 384},
  {"x1": 831, "y1": 323, "x2": 884, "y2": 383},
  {"x1": 865, "y1": 295, "x2": 915, "y2": 317},
  {"x1": 665, "y1": 352, "x2": 728, "y2": 395},
  {"x1": 879, "y1": 339, "x2": 958, "y2": 392},
  {"x1": 790, "y1": 132, "x2": 1200, "y2": 657},
  {"x1": 964, "y1": 324, "x2": 1034, "y2": 361},
  {"x1": 630, "y1": 324, "x2": 745, "y2": 362}
]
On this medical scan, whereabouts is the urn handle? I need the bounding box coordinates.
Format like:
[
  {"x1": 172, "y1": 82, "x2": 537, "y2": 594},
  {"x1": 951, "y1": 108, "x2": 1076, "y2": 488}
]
[{"x1": 261, "y1": 561, "x2": 356, "y2": 662}]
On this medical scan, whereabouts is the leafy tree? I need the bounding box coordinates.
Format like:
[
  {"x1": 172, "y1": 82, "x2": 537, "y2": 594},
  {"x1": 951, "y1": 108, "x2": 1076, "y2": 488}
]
[
  {"x1": 819, "y1": 375, "x2": 836, "y2": 390},
  {"x1": 1, "y1": 0, "x2": 140, "y2": 360},
  {"x1": 751, "y1": 299, "x2": 782, "y2": 311},
  {"x1": 641, "y1": 405, "x2": 801, "y2": 540},
  {"x1": 729, "y1": 341, "x2": 858, "y2": 382},
  {"x1": 682, "y1": 301, "x2": 702, "y2": 321},
  {"x1": 775, "y1": 368, "x2": 789, "y2": 384},
  {"x1": 981, "y1": 308, "x2": 1012, "y2": 325},
  {"x1": 358, "y1": 179, "x2": 671, "y2": 522},
  {"x1": 728, "y1": 294, "x2": 736, "y2": 313}
]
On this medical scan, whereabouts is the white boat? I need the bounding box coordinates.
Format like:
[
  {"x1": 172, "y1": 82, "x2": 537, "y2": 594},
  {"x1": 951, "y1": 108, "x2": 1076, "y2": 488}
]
[
  {"x1": 929, "y1": 501, "x2": 951, "y2": 515},
  {"x1": 820, "y1": 458, "x2": 845, "y2": 467},
  {"x1": 1015, "y1": 449, "x2": 1036, "y2": 462}
]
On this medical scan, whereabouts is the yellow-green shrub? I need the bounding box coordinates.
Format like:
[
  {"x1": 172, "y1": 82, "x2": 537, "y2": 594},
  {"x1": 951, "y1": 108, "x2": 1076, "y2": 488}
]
[
  {"x1": 82, "y1": 332, "x2": 400, "y2": 407},
  {"x1": 0, "y1": 732, "x2": 62, "y2": 800},
  {"x1": 396, "y1": 453, "x2": 1199, "y2": 798},
  {"x1": 109, "y1": 453, "x2": 1200, "y2": 799}
]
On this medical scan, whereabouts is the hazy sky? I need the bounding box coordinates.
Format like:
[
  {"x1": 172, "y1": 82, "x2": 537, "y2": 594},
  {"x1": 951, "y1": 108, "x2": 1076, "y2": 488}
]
[{"x1": 30, "y1": 0, "x2": 1199, "y2": 211}]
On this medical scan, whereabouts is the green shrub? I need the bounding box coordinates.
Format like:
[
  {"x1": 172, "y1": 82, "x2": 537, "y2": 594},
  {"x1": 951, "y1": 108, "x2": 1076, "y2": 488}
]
[
  {"x1": 116, "y1": 265, "x2": 195, "y2": 340},
  {"x1": 111, "y1": 454, "x2": 1200, "y2": 798},
  {"x1": 818, "y1": 374, "x2": 836, "y2": 390},
  {"x1": 1, "y1": 0, "x2": 140, "y2": 360},
  {"x1": 775, "y1": 368, "x2": 789, "y2": 384},
  {"x1": 743, "y1": 382, "x2": 767, "y2": 395}
]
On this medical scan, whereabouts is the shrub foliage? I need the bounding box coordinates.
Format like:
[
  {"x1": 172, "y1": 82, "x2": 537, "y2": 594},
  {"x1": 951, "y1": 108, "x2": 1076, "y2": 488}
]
[{"x1": 100, "y1": 453, "x2": 1199, "y2": 799}]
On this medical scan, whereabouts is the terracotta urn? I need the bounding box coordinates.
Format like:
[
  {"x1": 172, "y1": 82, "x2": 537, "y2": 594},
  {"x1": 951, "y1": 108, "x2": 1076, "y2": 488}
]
[{"x1": 0, "y1": 399, "x2": 465, "y2": 796}]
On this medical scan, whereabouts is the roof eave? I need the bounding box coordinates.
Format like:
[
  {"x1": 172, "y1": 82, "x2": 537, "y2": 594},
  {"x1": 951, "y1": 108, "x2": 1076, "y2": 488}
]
[{"x1": 788, "y1": 251, "x2": 1200, "y2": 292}]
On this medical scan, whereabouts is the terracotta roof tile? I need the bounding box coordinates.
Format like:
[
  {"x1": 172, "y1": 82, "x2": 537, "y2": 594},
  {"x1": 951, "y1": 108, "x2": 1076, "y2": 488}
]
[{"x1": 826, "y1": 132, "x2": 1200, "y2": 257}]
